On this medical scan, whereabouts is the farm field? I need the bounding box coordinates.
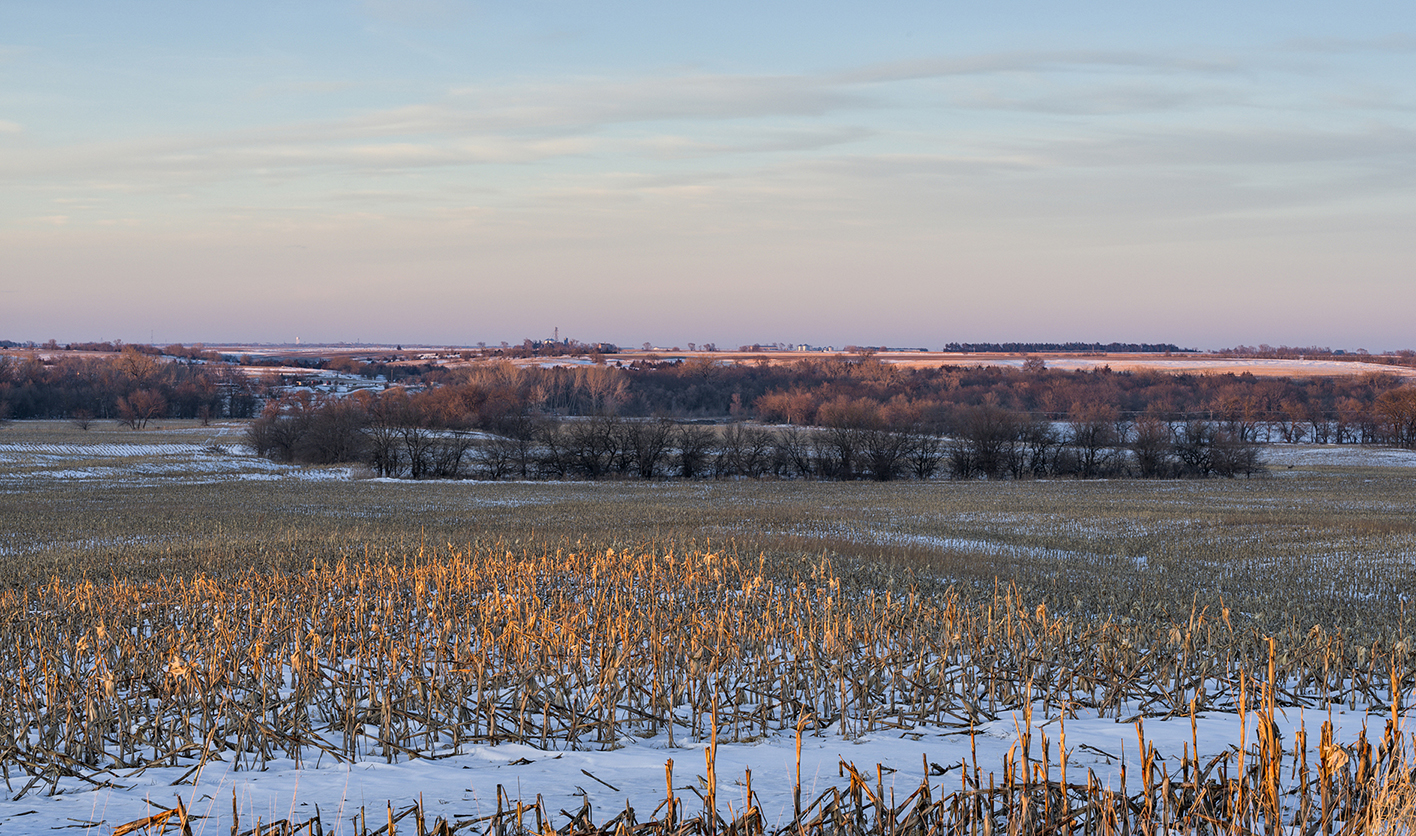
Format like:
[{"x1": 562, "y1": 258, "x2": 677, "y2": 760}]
[{"x1": 1, "y1": 420, "x2": 1414, "y2": 833}]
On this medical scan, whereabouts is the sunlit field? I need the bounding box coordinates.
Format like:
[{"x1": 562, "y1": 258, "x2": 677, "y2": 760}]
[{"x1": 1, "y1": 420, "x2": 1414, "y2": 833}]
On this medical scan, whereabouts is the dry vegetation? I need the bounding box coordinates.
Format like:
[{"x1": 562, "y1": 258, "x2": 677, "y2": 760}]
[{"x1": 2, "y1": 422, "x2": 1415, "y2": 833}]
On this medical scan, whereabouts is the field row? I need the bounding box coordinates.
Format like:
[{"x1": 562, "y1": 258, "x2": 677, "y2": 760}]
[{"x1": 3, "y1": 545, "x2": 1413, "y2": 833}]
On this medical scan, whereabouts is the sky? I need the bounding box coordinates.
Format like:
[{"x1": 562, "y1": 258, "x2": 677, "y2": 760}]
[{"x1": 1, "y1": 1, "x2": 1413, "y2": 350}]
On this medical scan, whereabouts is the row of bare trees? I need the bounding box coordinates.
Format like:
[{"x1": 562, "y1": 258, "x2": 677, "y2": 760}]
[
  {"x1": 943, "y1": 405, "x2": 1262, "y2": 479},
  {"x1": 247, "y1": 389, "x2": 1263, "y2": 480},
  {"x1": 6, "y1": 348, "x2": 1416, "y2": 450}
]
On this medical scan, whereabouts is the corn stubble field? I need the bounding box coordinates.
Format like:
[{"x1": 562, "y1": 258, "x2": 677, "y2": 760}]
[{"x1": 1, "y1": 421, "x2": 1415, "y2": 834}]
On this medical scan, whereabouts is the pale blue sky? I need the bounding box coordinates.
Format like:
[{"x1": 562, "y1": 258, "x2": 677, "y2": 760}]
[{"x1": 2, "y1": 1, "x2": 1413, "y2": 349}]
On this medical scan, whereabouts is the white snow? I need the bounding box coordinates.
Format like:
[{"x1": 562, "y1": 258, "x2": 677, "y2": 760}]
[
  {"x1": 3, "y1": 698, "x2": 1405, "y2": 833},
  {"x1": 883, "y1": 356, "x2": 1416, "y2": 377},
  {"x1": 1260, "y1": 444, "x2": 1416, "y2": 468}
]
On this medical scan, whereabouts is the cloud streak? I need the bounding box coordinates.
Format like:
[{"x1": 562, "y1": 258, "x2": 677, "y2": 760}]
[
  {"x1": 2, "y1": 38, "x2": 1412, "y2": 274},
  {"x1": 838, "y1": 49, "x2": 1245, "y2": 85}
]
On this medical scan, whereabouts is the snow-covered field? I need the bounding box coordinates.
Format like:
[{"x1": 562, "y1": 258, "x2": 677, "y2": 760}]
[
  {"x1": 0, "y1": 430, "x2": 355, "y2": 490},
  {"x1": 3, "y1": 428, "x2": 1415, "y2": 832},
  {"x1": 1260, "y1": 443, "x2": 1416, "y2": 468},
  {"x1": 12, "y1": 698, "x2": 1404, "y2": 833},
  {"x1": 3, "y1": 431, "x2": 1413, "y2": 490},
  {"x1": 880, "y1": 355, "x2": 1416, "y2": 378}
]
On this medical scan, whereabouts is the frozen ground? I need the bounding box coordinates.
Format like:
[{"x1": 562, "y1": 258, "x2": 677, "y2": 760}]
[
  {"x1": 0, "y1": 432, "x2": 354, "y2": 488},
  {"x1": 881, "y1": 356, "x2": 1416, "y2": 378},
  {"x1": 2, "y1": 430, "x2": 1413, "y2": 831},
  {"x1": 2, "y1": 698, "x2": 1404, "y2": 833},
  {"x1": 4, "y1": 431, "x2": 1414, "y2": 490},
  {"x1": 1260, "y1": 444, "x2": 1416, "y2": 468}
]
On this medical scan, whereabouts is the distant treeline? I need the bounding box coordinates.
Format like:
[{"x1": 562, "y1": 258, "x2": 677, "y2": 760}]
[
  {"x1": 941, "y1": 342, "x2": 1191, "y2": 353},
  {"x1": 242, "y1": 357, "x2": 1416, "y2": 481},
  {"x1": 0, "y1": 347, "x2": 263, "y2": 425},
  {"x1": 6, "y1": 350, "x2": 1416, "y2": 465},
  {"x1": 247, "y1": 391, "x2": 1268, "y2": 481},
  {"x1": 1214, "y1": 345, "x2": 1416, "y2": 366}
]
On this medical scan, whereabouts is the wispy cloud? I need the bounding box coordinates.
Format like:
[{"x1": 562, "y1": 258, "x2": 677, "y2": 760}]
[
  {"x1": 944, "y1": 83, "x2": 1243, "y2": 115},
  {"x1": 838, "y1": 50, "x2": 1244, "y2": 85},
  {"x1": 437, "y1": 73, "x2": 875, "y2": 132},
  {"x1": 633, "y1": 126, "x2": 874, "y2": 160},
  {"x1": 243, "y1": 80, "x2": 364, "y2": 101},
  {"x1": 1279, "y1": 33, "x2": 1416, "y2": 55},
  {"x1": 1031, "y1": 124, "x2": 1416, "y2": 168},
  {"x1": 0, "y1": 71, "x2": 879, "y2": 187},
  {"x1": 3, "y1": 40, "x2": 1412, "y2": 234}
]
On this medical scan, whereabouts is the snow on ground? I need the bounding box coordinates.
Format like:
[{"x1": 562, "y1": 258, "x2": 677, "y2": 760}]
[
  {"x1": 881, "y1": 356, "x2": 1416, "y2": 378},
  {"x1": 3, "y1": 699, "x2": 1403, "y2": 833},
  {"x1": 2, "y1": 435, "x2": 1414, "y2": 830},
  {"x1": 4, "y1": 436, "x2": 1415, "y2": 491},
  {"x1": 0, "y1": 440, "x2": 350, "y2": 488},
  {"x1": 1261, "y1": 444, "x2": 1416, "y2": 468}
]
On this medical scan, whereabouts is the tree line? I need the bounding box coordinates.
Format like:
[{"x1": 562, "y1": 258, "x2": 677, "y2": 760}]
[
  {"x1": 246, "y1": 389, "x2": 1270, "y2": 481},
  {"x1": 6, "y1": 349, "x2": 1416, "y2": 468},
  {"x1": 0, "y1": 347, "x2": 263, "y2": 425},
  {"x1": 236, "y1": 356, "x2": 1416, "y2": 481}
]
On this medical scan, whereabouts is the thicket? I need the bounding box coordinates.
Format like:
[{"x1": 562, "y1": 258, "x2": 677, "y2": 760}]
[
  {"x1": 0, "y1": 347, "x2": 263, "y2": 423},
  {"x1": 7, "y1": 350, "x2": 1416, "y2": 476},
  {"x1": 248, "y1": 393, "x2": 1271, "y2": 481},
  {"x1": 240, "y1": 357, "x2": 1416, "y2": 481}
]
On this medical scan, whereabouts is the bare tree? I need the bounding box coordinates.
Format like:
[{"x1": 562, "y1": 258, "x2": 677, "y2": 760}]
[
  {"x1": 428, "y1": 430, "x2": 476, "y2": 478},
  {"x1": 113, "y1": 346, "x2": 159, "y2": 385},
  {"x1": 814, "y1": 397, "x2": 881, "y2": 479},
  {"x1": 716, "y1": 423, "x2": 774, "y2": 478},
  {"x1": 905, "y1": 432, "x2": 944, "y2": 480},
  {"x1": 116, "y1": 388, "x2": 167, "y2": 430},
  {"x1": 626, "y1": 418, "x2": 675, "y2": 479},
  {"x1": 1021, "y1": 417, "x2": 1060, "y2": 478},
  {"x1": 366, "y1": 394, "x2": 405, "y2": 477},
  {"x1": 673, "y1": 424, "x2": 716, "y2": 479},
  {"x1": 948, "y1": 405, "x2": 1017, "y2": 479},
  {"x1": 1374, "y1": 388, "x2": 1416, "y2": 448},
  {"x1": 1275, "y1": 400, "x2": 1308, "y2": 444},
  {"x1": 1130, "y1": 414, "x2": 1173, "y2": 477},
  {"x1": 1304, "y1": 400, "x2": 1332, "y2": 444},
  {"x1": 858, "y1": 426, "x2": 911, "y2": 481},
  {"x1": 472, "y1": 436, "x2": 513, "y2": 480},
  {"x1": 536, "y1": 420, "x2": 573, "y2": 478},
  {"x1": 579, "y1": 365, "x2": 628, "y2": 415},
  {"x1": 1067, "y1": 403, "x2": 1119, "y2": 478},
  {"x1": 773, "y1": 425, "x2": 816, "y2": 478},
  {"x1": 296, "y1": 397, "x2": 369, "y2": 464},
  {"x1": 1171, "y1": 420, "x2": 1215, "y2": 477},
  {"x1": 489, "y1": 412, "x2": 542, "y2": 479},
  {"x1": 1210, "y1": 428, "x2": 1264, "y2": 477},
  {"x1": 566, "y1": 415, "x2": 621, "y2": 479}
]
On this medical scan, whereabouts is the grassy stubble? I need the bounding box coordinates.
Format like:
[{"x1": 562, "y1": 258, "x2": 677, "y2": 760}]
[{"x1": 1, "y1": 422, "x2": 1415, "y2": 833}]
